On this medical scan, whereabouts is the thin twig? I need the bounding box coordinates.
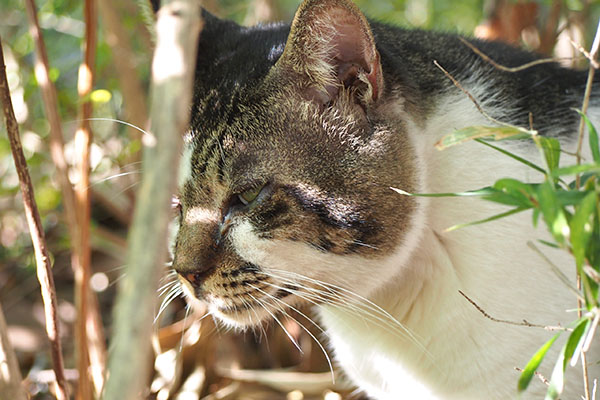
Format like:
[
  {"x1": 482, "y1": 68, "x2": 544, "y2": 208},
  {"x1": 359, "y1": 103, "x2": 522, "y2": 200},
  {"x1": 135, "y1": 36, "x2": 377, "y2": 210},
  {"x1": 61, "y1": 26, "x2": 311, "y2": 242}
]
[
  {"x1": 458, "y1": 291, "x2": 569, "y2": 331},
  {"x1": 0, "y1": 303, "x2": 27, "y2": 400},
  {"x1": 527, "y1": 241, "x2": 585, "y2": 302},
  {"x1": 575, "y1": 19, "x2": 600, "y2": 184},
  {"x1": 0, "y1": 37, "x2": 69, "y2": 400},
  {"x1": 514, "y1": 367, "x2": 550, "y2": 386},
  {"x1": 74, "y1": 0, "x2": 99, "y2": 398},
  {"x1": 459, "y1": 37, "x2": 585, "y2": 72},
  {"x1": 24, "y1": 2, "x2": 107, "y2": 394},
  {"x1": 102, "y1": 1, "x2": 202, "y2": 398},
  {"x1": 574, "y1": 19, "x2": 600, "y2": 400},
  {"x1": 432, "y1": 60, "x2": 525, "y2": 131},
  {"x1": 23, "y1": 0, "x2": 79, "y2": 252},
  {"x1": 569, "y1": 39, "x2": 600, "y2": 69}
]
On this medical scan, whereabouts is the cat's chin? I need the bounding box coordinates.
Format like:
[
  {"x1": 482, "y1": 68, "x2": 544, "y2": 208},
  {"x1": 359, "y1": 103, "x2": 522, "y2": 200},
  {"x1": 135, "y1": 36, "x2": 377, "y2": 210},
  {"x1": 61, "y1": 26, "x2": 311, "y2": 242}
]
[{"x1": 208, "y1": 304, "x2": 272, "y2": 329}]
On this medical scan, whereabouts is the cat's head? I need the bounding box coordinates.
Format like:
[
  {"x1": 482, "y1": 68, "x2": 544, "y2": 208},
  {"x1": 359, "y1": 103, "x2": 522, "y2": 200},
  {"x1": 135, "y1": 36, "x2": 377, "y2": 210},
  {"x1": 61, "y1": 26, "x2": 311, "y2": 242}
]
[{"x1": 172, "y1": 0, "x2": 421, "y2": 328}]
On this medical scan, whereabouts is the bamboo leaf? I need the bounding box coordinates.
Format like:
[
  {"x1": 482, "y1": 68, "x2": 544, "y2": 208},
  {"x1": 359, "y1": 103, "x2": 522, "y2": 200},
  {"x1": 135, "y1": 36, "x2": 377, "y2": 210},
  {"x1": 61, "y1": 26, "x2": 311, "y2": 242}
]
[
  {"x1": 537, "y1": 181, "x2": 569, "y2": 244},
  {"x1": 474, "y1": 139, "x2": 546, "y2": 175},
  {"x1": 518, "y1": 333, "x2": 560, "y2": 392},
  {"x1": 577, "y1": 111, "x2": 600, "y2": 163},
  {"x1": 445, "y1": 207, "x2": 528, "y2": 232},
  {"x1": 553, "y1": 164, "x2": 600, "y2": 178},
  {"x1": 570, "y1": 192, "x2": 597, "y2": 269},
  {"x1": 390, "y1": 186, "x2": 497, "y2": 198},
  {"x1": 545, "y1": 345, "x2": 567, "y2": 400},
  {"x1": 534, "y1": 136, "x2": 561, "y2": 173},
  {"x1": 436, "y1": 125, "x2": 532, "y2": 150}
]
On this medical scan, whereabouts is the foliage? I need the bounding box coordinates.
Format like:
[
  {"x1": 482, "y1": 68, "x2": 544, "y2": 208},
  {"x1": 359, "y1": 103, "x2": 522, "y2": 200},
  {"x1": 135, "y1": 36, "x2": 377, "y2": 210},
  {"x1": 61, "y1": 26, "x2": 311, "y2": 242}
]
[{"x1": 431, "y1": 115, "x2": 600, "y2": 398}]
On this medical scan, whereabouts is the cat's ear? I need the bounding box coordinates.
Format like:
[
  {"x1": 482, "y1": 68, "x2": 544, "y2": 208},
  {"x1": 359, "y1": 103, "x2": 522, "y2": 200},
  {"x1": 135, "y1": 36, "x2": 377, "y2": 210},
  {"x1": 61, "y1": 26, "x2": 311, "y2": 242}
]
[{"x1": 276, "y1": 0, "x2": 383, "y2": 107}]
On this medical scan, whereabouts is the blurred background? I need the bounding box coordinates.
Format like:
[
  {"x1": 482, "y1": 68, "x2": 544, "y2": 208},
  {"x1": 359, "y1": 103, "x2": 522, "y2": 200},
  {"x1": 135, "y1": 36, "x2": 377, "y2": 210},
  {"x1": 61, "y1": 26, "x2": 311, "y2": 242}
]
[{"x1": 1, "y1": 0, "x2": 599, "y2": 399}]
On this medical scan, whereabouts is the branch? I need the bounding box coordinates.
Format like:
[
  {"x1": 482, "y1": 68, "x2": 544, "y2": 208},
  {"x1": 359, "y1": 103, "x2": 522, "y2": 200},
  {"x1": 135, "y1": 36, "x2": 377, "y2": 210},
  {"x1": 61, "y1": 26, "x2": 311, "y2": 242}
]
[
  {"x1": 458, "y1": 291, "x2": 569, "y2": 332},
  {"x1": 74, "y1": 0, "x2": 99, "y2": 397},
  {"x1": 0, "y1": 303, "x2": 28, "y2": 400},
  {"x1": 102, "y1": 0, "x2": 202, "y2": 398},
  {"x1": 0, "y1": 37, "x2": 69, "y2": 400}
]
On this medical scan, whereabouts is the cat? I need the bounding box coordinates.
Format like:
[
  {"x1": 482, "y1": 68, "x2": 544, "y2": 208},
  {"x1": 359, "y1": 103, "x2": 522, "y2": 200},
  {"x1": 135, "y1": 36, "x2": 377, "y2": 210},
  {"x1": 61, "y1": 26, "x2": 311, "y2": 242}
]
[{"x1": 170, "y1": 0, "x2": 600, "y2": 398}]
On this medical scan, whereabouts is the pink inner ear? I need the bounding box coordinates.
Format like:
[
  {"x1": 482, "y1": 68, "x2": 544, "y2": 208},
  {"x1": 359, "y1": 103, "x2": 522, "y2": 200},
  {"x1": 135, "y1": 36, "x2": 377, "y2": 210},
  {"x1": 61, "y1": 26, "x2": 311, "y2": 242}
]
[
  {"x1": 320, "y1": 7, "x2": 380, "y2": 101},
  {"x1": 328, "y1": 9, "x2": 373, "y2": 71}
]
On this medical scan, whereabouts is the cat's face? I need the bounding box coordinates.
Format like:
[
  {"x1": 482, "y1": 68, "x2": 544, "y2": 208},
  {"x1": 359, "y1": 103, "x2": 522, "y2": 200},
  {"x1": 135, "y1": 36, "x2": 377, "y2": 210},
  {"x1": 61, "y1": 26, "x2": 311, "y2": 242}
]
[{"x1": 172, "y1": 0, "x2": 419, "y2": 328}]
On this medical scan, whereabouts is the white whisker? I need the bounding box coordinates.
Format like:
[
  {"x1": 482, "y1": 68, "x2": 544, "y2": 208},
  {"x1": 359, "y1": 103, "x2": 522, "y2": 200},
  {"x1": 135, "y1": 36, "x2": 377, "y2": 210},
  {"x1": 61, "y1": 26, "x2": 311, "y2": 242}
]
[{"x1": 248, "y1": 293, "x2": 303, "y2": 354}]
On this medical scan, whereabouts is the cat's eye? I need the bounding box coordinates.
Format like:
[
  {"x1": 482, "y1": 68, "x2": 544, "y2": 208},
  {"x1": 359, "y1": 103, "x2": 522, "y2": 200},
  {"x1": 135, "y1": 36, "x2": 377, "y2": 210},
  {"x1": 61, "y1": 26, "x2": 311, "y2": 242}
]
[{"x1": 238, "y1": 186, "x2": 263, "y2": 205}]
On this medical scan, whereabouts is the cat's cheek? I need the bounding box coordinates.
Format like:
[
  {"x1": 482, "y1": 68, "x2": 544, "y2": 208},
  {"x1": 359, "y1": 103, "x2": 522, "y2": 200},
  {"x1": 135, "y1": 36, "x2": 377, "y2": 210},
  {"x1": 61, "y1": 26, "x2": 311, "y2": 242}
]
[{"x1": 229, "y1": 220, "x2": 271, "y2": 265}]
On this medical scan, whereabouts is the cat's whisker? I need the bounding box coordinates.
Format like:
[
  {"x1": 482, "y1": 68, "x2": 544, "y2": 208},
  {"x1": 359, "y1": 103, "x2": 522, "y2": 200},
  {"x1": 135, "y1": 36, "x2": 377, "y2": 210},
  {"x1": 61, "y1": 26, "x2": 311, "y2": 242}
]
[
  {"x1": 155, "y1": 285, "x2": 184, "y2": 324},
  {"x1": 108, "y1": 272, "x2": 127, "y2": 288},
  {"x1": 267, "y1": 269, "x2": 428, "y2": 355},
  {"x1": 247, "y1": 293, "x2": 303, "y2": 354},
  {"x1": 79, "y1": 117, "x2": 152, "y2": 137},
  {"x1": 249, "y1": 283, "x2": 336, "y2": 382},
  {"x1": 179, "y1": 304, "x2": 192, "y2": 353},
  {"x1": 88, "y1": 171, "x2": 142, "y2": 188},
  {"x1": 345, "y1": 239, "x2": 379, "y2": 250}
]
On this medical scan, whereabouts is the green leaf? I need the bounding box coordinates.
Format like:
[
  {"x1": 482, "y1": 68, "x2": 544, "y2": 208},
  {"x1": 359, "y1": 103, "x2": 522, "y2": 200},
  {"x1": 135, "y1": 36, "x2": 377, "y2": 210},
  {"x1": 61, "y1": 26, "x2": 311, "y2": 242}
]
[
  {"x1": 390, "y1": 186, "x2": 497, "y2": 198},
  {"x1": 474, "y1": 139, "x2": 546, "y2": 175},
  {"x1": 446, "y1": 207, "x2": 528, "y2": 232},
  {"x1": 564, "y1": 318, "x2": 591, "y2": 369},
  {"x1": 436, "y1": 125, "x2": 532, "y2": 150},
  {"x1": 545, "y1": 347, "x2": 565, "y2": 400},
  {"x1": 537, "y1": 181, "x2": 569, "y2": 244},
  {"x1": 570, "y1": 192, "x2": 597, "y2": 269},
  {"x1": 490, "y1": 178, "x2": 536, "y2": 208},
  {"x1": 534, "y1": 136, "x2": 561, "y2": 173},
  {"x1": 553, "y1": 164, "x2": 600, "y2": 178},
  {"x1": 577, "y1": 111, "x2": 600, "y2": 163},
  {"x1": 537, "y1": 239, "x2": 559, "y2": 249},
  {"x1": 518, "y1": 333, "x2": 560, "y2": 392}
]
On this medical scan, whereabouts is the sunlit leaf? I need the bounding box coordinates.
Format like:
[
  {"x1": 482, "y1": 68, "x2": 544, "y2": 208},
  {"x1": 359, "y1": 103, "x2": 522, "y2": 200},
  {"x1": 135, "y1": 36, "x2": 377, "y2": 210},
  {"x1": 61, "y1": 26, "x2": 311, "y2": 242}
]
[
  {"x1": 474, "y1": 139, "x2": 546, "y2": 175},
  {"x1": 577, "y1": 111, "x2": 600, "y2": 163},
  {"x1": 518, "y1": 333, "x2": 560, "y2": 392},
  {"x1": 435, "y1": 125, "x2": 532, "y2": 150},
  {"x1": 446, "y1": 207, "x2": 528, "y2": 232},
  {"x1": 570, "y1": 192, "x2": 597, "y2": 269},
  {"x1": 545, "y1": 345, "x2": 566, "y2": 399},
  {"x1": 534, "y1": 136, "x2": 561, "y2": 173},
  {"x1": 537, "y1": 181, "x2": 569, "y2": 244},
  {"x1": 390, "y1": 186, "x2": 497, "y2": 198},
  {"x1": 553, "y1": 164, "x2": 600, "y2": 178}
]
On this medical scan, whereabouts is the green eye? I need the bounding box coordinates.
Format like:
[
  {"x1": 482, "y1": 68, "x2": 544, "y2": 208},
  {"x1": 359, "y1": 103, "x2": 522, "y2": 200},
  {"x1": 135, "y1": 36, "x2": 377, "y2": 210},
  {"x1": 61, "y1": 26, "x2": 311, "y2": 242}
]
[{"x1": 238, "y1": 186, "x2": 263, "y2": 205}]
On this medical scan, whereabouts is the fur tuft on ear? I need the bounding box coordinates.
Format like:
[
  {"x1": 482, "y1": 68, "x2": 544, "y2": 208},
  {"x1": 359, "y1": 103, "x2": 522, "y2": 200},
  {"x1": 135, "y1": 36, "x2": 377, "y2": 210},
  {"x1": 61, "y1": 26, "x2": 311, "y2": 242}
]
[{"x1": 276, "y1": 0, "x2": 383, "y2": 107}]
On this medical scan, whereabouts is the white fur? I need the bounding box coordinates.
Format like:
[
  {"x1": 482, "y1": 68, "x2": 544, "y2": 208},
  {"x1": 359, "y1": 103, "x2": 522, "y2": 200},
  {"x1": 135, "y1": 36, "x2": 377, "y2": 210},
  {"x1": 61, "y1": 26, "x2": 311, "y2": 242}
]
[{"x1": 228, "y1": 85, "x2": 600, "y2": 398}]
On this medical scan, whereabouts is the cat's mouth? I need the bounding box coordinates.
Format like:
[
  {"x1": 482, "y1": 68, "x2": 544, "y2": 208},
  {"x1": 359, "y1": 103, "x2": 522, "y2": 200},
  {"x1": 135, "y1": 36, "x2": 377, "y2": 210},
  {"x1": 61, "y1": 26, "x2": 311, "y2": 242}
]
[{"x1": 178, "y1": 274, "x2": 302, "y2": 328}]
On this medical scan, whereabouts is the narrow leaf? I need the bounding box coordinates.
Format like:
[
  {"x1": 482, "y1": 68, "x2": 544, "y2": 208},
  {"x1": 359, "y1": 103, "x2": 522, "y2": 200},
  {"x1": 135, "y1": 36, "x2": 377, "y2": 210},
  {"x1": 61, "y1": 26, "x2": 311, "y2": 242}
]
[
  {"x1": 534, "y1": 136, "x2": 561, "y2": 173},
  {"x1": 553, "y1": 164, "x2": 600, "y2": 178},
  {"x1": 570, "y1": 192, "x2": 597, "y2": 269},
  {"x1": 390, "y1": 186, "x2": 497, "y2": 198},
  {"x1": 537, "y1": 181, "x2": 569, "y2": 244},
  {"x1": 564, "y1": 318, "x2": 591, "y2": 368},
  {"x1": 446, "y1": 207, "x2": 528, "y2": 232},
  {"x1": 474, "y1": 139, "x2": 546, "y2": 175},
  {"x1": 577, "y1": 111, "x2": 600, "y2": 163},
  {"x1": 436, "y1": 125, "x2": 532, "y2": 150},
  {"x1": 545, "y1": 345, "x2": 566, "y2": 399},
  {"x1": 518, "y1": 333, "x2": 560, "y2": 392}
]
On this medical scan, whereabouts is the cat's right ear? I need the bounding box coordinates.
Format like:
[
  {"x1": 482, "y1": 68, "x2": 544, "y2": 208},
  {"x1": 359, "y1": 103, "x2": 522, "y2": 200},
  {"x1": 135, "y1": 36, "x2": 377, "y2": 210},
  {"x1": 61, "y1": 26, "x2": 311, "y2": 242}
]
[{"x1": 275, "y1": 0, "x2": 383, "y2": 108}]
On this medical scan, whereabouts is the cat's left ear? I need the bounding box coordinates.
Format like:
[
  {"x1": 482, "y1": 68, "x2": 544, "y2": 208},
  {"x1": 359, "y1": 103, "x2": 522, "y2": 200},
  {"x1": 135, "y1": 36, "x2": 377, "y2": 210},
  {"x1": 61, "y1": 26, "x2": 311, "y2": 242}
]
[{"x1": 275, "y1": 0, "x2": 383, "y2": 107}]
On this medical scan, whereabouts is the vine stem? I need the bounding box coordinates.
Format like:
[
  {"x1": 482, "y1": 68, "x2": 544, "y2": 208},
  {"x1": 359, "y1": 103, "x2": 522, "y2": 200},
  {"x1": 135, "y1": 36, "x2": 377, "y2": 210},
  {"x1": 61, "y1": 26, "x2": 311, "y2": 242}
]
[{"x1": 0, "y1": 37, "x2": 69, "y2": 400}]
